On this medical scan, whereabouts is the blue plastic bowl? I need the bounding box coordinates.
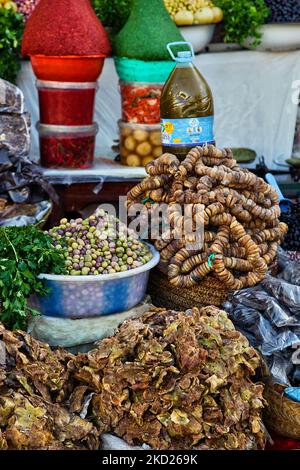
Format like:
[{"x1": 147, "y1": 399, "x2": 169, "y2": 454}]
[
  {"x1": 30, "y1": 244, "x2": 159, "y2": 319},
  {"x1": 114, "y1": 57, "x2": 175, "y2": 83}
]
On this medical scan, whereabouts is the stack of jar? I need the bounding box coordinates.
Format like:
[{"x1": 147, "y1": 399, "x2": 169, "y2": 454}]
[
  {"x1": 36, "y1": 79, "x2": 99, "y2": 169},
  {"x1": 21, "y1": 0, "x2": 111, "y2": 169},
  {"x1": 113, "y1": 0, "x2": 185, "y2": 167},
  {"x1": 118, "y1": 80, "x2": 164, "y2": 167}
]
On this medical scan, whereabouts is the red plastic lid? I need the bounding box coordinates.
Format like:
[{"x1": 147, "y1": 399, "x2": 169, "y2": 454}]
[{"x1": 22, "y1": 0, "x2": 111, "y2": 57}]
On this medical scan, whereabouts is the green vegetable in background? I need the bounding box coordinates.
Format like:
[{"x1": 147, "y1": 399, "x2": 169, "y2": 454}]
[
  {"x1": 0, "y1": 7, "x2": 24, "y2": 83},
  {"x1": 92, "y1": 0, "x2": 132, "y2": 34},
  {"x1": 215, "y1": 0, "x2": 269, "y2": 47},
  {"x1": 0, "y1": 226, "x2": 66, "y2": 330}
]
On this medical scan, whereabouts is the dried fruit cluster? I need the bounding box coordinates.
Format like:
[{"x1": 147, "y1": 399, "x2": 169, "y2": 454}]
[
  {"x1": 127, "y1": 145, "x2": 288, "y2": 290},
  {"x1": 71, "y1": 306, "x2": 266, "y2": 450},
  {"x1": 0, "y1": 324, "x2": 99, "y2": 450}
]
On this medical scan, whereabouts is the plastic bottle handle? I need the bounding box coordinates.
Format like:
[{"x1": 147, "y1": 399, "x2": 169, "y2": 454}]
[
  {"x1": 167, "y1": 41, "x2": 195, "y2": 62},
  {"x1": 265, "y1": 173, "x2": 285, "y2": 202}
]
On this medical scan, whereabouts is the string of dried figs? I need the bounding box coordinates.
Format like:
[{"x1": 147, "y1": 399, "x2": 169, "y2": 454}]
[{"x1": 127, "y1": 145, "x2": 288, "y2": 290}]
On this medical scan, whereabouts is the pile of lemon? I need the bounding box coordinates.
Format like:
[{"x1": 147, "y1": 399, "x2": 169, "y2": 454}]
[{"x1": 164, "y1": 0, "x2": 223, "y2": 25}]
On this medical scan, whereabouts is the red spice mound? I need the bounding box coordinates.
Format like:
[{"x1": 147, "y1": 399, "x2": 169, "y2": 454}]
[{"x1": 22, "y1": 0, "x2": 111, "y2": 57}]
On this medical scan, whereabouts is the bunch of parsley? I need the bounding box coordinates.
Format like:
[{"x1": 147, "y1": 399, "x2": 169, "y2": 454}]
[
  {"x1": 92, "y1": 0, "x2": 132, "y2": 33},
  {"x1": 0, "y1": 7, "x2": 24, "y2": 83},
  {"x1": 215, "y1": 0, "x2": 269, "y2": 47},
  {"x1": 0, "y1": 226, "x2": 66, "y2": 330}
]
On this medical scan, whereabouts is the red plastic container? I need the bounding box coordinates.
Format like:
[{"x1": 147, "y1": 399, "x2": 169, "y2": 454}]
[
  {"x1": 31, "y1": 55, "x2": 105, "y2": 82},
  {"x1": 38, "y1": 122, "x2": 98, "y2": 169},
  {"x1": 37, "y1": 80, "x2": 97, "y2": 126},
  {"x1": 120, "y1": 81, "x2": 163, "y2": 124}
]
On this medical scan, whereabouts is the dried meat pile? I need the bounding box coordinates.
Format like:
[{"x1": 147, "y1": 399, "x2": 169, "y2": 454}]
[
  {"x1": 71, "y1": 306, "x2": 266, "y2": 450},
  {"x1": 0, "y1": 324, "x2": 99, "y2": 450},
  {"x1": 127, "y1": 145, "x2": 288, "y2": 290}
]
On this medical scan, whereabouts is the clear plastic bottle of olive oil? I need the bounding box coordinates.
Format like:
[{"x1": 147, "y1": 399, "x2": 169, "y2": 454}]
[{"x1": 160, "y1": 42, "x2": 215, "y2": 161}]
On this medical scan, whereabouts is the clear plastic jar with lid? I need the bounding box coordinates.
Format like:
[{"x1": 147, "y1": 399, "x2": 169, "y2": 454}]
[
  {"x1": 37, "y1": 122, "x2": 98, "y2": 169},
  {"x1": 119, "y1": 121, "x2": 162, "y2": 167}
]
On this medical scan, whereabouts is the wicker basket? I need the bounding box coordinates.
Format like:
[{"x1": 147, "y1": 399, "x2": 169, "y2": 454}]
[
  {"x1": 147, "y1": 268, "x2": 229, "y2": 311},
  {"x1": 263, "y1": 381, "x2": 300, "y2": 440}
]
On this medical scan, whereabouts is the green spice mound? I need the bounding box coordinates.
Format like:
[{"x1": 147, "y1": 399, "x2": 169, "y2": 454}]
[
  {"x1": 71, "y1": 306, "x2": 266, "y2": 450},
  {"x1": 113, "y1": 0, "x2": 185, "y2": 60}
]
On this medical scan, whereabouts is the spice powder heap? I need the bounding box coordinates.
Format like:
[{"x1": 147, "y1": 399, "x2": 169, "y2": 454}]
[{"x1": 22, "y1": 0, "x2": 111, "y2": 57}]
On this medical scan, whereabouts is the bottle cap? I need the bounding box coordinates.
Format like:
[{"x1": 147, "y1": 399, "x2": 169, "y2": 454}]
[
  {"x1": 167, "y1": 42, "x2": 195, "y2": 63},
  {"x1": 177, "y1": 51, "x2": 192, "y2": 61}
]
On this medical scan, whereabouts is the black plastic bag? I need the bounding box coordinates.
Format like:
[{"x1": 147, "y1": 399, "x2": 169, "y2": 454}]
[
  {"x1": 262, "y1": 275, "x2": 300, "y2": 316},
  {"x1": 230, "y1": 286, "x2": 300, "y2": 328},
  {"x1": 227, "y1": 301, "x2": 300, "y2": 356}
]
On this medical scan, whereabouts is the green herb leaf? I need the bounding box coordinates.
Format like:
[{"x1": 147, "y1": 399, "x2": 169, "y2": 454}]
[
  {"x1": 0, "y1": 8, "x2": 24, "y2": 83},
  {"x1": 215, "y1": 0, "x2": 269, "y2": 46},
  {"x1": 92, "y1": 0, "x2": 132, "y2": 34},
  {"x1": 0, "y1": 226, "x2": 66, "y2": 330}
]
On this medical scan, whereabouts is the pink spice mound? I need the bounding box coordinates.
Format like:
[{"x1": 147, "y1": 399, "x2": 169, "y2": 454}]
[{"x1": 22, "y1": 0, "x2": 111, "y2": 57}]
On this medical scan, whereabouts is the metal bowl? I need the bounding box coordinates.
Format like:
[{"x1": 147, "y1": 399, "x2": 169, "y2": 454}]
[
  {"x1": 286, "y1": 158, "x2": 300, "y2": 167},
  {"x1": 244, "y1": 23, "x2": 300, "y2": 52},
  {"x1": 29, "y1": 243, "x2": 160, "y2": 318},
  {"x1": 231, "y1": 148, "x2": 257, "y2": 164},
  {"x1": 179, "y1": 24, "x2": 216, "y2": 53}
]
